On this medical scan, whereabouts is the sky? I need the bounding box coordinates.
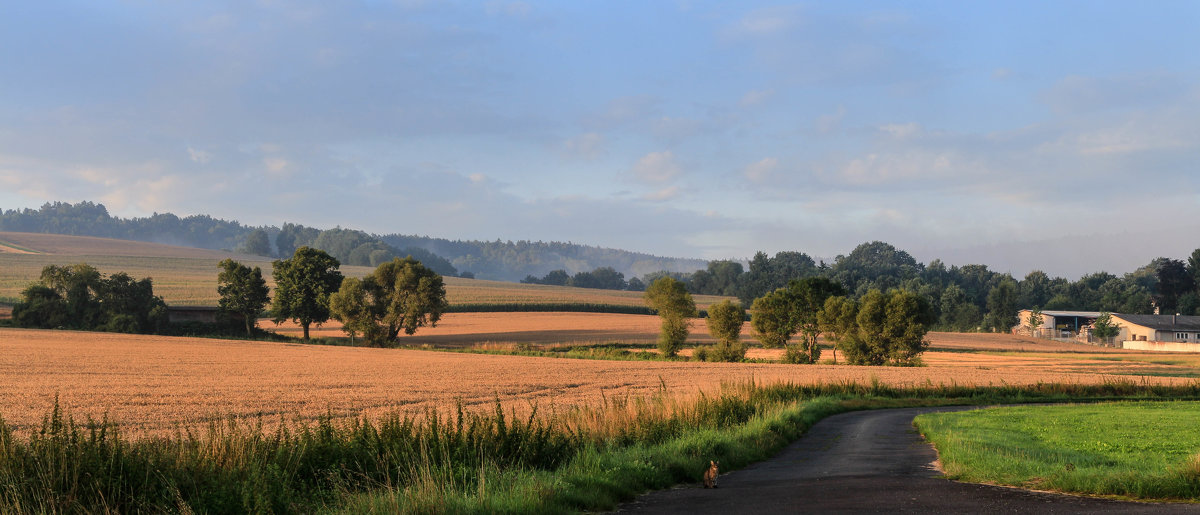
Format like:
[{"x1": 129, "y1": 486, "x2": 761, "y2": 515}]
[{"x1": 1, "y1": 1, "x2": 1198, "y2": 279}]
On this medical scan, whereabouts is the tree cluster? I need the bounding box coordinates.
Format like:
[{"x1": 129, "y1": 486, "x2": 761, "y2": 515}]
[
  {"x1": 278, "y1": 225, "x2": 459, "y2": 276},
  {"x1": 0, "y1": 201, "x2": 249, "y2": 250},
  {"x1": 750, "y1": 278, "x2": 845, "y2": 363},
  {"x1": 675, "y1": 241, "x2": 1200, "y2": 334},
  {"x1": 644, "y1": 277, "x2": 696, "y2": 357},
  {"x1": 382, "y1": 234, "x2": 706, "y2": 282},
  {"x1": 217, "y1": 259, "x2": 270, "y2": 336},
  {"x1": 521, "y1": 267, "x2": 643, "y2": 291},
  {"x1": 12, "y1": 263, "x2": 168, "y2": 333},
  {"x1": 702, "y1": 300, "x2": 746, "y2": 362},
  {"x1": 817, "y1": 289, "x2": 935, "y2": 366},
  {"x1": 330, "y1": 257, "x2": 450, "y2": 347}
]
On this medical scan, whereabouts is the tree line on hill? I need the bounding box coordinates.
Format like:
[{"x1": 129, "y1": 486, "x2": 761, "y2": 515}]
[
  {"x1": 661, "y1": 241, "x2": 1200, "y2": 333},
  {"x1": 0, "y1": 201, "x2": 705, "y2": 281},
  {"x1": 9, "y1": 202, "x2": 1200, "y2": 334}
]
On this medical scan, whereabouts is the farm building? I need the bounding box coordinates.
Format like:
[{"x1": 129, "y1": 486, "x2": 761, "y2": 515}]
[
  {"x1": 1111, "y1": 313, "x2": 1200, "y2": 352},
  {"x1": 166, "y1": 305, "x2": 240, "y2": 325},
  {"x1": 1014, "y1": 310, "x2": 1101, "y2": 338}
]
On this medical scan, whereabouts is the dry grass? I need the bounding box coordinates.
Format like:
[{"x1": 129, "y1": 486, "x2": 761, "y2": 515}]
[
  {"x1": 3, "y1": 323, "x2": 1194, "y2": 438},
  {"x1": 0, "y1": 232, "x2": 733, "y2": 307}
]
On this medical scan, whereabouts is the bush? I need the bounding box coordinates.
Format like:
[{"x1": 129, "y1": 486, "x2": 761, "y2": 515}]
[
  {"x1": 782, "y1": 344, "x2": 813, "y2": 364},
  {"x1": 709, "y1": 340, "x2": 747, "y2": 362}
]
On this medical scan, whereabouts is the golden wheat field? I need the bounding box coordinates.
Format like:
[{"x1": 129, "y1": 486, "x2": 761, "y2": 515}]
[
  {"x1": 4, "y1": 232, "x2": 1199, "y2": 440},
  {"x1": 3, "y1": 317, "x2": 1197, "y2": 437},
  {"x1": 0, "y1": 231, "x2": 731, "y2": 307}
]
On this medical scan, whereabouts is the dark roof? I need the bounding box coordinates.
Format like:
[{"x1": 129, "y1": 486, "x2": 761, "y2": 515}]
[
  {"x1": 1113, "y1": 314, "x2": 1200, "y2": 331},
  {"x1": 1041, "y1": 310, "x2": 1101, "y2": 318}
]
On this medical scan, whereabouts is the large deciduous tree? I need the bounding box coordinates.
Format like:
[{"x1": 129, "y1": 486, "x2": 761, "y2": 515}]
[
  {"x1": 329, "y1": 257, "x2": 449, "y2": 347},
  {"x1": 705, "y1": 300, "x2": 746, "y2": 362},
  {"x1": 750, "y1": 277, "x2": 844, "y2": 363},
  {"x1": 786, "y1": 277, "x2": 845, "y2": 364},
  {"x1": 238, "y1": 229, "x2": 273, "y2": 257},
  {"x1": 837, "y1": 289, "x2": 933, "y2": 366},
  {"x1": 1155, "y1": 258, "x2": 1195, "y2": 313},
  {"x1": 644, "y1": 277, "x2": 696, "y2": 357},
  {"x1": 984, "y1": 278, "x2": 1019, "y2": 332},
  {"x1": 750, "y1": 288, "x2": 794, "y2": 349},
  {"x1": 272, "y1": 247, "x2": 343, "y2": 340},
  {"x1": 217, "y1": 259, "x2": 271, "y2": 336},
  {"x1": 817, "y1": 295, "x2": 858, "y2": 365}
]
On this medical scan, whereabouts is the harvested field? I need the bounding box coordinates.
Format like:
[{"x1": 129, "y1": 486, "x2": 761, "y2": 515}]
[
  {"x1": 0, "y1": 231, "x2": 251, "y2": 258},
  {"x1": 442, "y1": 277, "x2": 733, "y2": 309},
  {"x1": 273, "y1": 313, "x2": 1200, "y2": 379},
  {"x1": 2, "y1": 325, "x2": 1194, "y2": 438}
]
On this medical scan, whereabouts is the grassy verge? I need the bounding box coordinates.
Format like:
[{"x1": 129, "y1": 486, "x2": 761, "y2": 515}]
[
  {"x1": 3, "y1": 381, "x2": 1199, "y2": 513},
  {"x1": 915, "y1": 402, "x2": 1200, "y2": 502}
]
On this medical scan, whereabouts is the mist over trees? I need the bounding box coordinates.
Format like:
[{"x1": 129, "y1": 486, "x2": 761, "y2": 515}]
[
  {"x1": 0, "y1": 201, "x2": 703, "y2": 282},
  {"x1": 521, "y1": 267, "x2": 642, "y2": 291},
  {"x1": 8, "y1": 202, "x2": 1200, "y2": 333}
]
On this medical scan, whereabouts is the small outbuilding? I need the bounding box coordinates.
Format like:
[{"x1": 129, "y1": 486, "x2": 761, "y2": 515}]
[
  {"x1": 166, "y1": 306, "x2": 234, "y2": 325},
  {"x1": 1014, "y1": 310, "x2": 1101, "y2": 338}
]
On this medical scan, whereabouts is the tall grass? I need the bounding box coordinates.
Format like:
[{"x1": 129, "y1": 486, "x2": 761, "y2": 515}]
[{"x1": 3, "y1": 380, "x2": 1199, "y2": 513}]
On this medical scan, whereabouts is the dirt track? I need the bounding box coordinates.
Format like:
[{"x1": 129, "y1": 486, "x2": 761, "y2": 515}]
[{"x1": 615, "y1": 406, "x2": 1199, "y2": 514}]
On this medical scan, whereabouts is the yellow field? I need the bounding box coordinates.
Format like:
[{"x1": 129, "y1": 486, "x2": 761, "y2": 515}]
[
  {"x1": 5, "y1": 231, "x2": 1195, "y2": 441},
  {"x1": 3, "y1": 317, "x2": 1196, "y2": 437},
  {"x1": 0, "y1": 232, "x2": 731, "y2": 307}
]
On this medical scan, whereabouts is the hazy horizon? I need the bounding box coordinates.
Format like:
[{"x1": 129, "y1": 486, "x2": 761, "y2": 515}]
[{"x1": 2, "y1": 2, "x2": 1197, "y2": 280}]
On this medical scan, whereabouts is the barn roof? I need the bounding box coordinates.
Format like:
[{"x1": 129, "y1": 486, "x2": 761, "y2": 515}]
[
  {"x1": 1113, "y1": 314, "x2": 1200, "y2": 331},
  {"x1": 1039, "y1": 310, "x2": 1102, "y2": 318}
]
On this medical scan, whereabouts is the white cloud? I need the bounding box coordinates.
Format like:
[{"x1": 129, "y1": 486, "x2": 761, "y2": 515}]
[
  {"x1": 564, "y1": 132, "x2": 605, "y2": 158},
  {"x1": 631, "y1": 151, "x2": 682, "y2": 184},
  {"x1": 991, "y1": 68, "x2": 1012, "y2": 80},
  {"x1": 739, "y1": 88, "x2": 775, "y2": 107},
  {"x1": 187, "y1": 147, "x2": 213, "y2": 164},
  {"x1": 742, "y1": 157, "x2": 778, "y2": 183},
  {"x1": 76, "y1": 168, "x2": 119, "y2": 186},
  {"x1": 839, "y1": 151, "x2": 958, "y2": 186},
  {"x1": 263, "y1": 157, "x2": 289, "y2": 175},
  {"x1": 726, "y1": 6, "x2": 803, "y2": 38},
  {"x1": 643, "y1": 185, "x2": 680, "y2": 201},
  {"x1": 878, "y1": 122, "x2": 921, "y2": 139}
]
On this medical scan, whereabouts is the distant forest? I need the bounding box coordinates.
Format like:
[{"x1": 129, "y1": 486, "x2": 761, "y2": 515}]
[
  {"x1": 5, "y1": 201, "x2": 1199, "y2": 333},
  {"x1": 671, "y1": 241, "x2": 1200, "y2": 332},
  {"x1": 0, "y1": 201, "x2": 706, "y2": 281}
]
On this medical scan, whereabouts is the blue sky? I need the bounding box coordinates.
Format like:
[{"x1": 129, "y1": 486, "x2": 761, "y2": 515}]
[{"x1": 2, "y1": 1, "x2": 1198, "y2": 278}]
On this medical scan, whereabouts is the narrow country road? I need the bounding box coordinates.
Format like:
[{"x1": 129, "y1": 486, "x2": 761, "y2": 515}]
[{"x1": 614, "y1": 406, "x2": 1199, "y2": 514}]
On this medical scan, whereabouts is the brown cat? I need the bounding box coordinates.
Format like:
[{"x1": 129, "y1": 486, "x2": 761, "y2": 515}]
[{"x1": 702, "y1": 460, "x2": 719, "y2": 488}]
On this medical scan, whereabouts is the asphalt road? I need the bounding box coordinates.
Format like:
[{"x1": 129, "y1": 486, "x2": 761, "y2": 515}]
[{"x1": 613, "y1": 406, "x2": 1200, "y2": 514}]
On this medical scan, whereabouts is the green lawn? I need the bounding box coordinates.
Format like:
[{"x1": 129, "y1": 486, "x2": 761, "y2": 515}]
[{"x1": 915, "y1": 402, "x2": 1200, "y2": 501}]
